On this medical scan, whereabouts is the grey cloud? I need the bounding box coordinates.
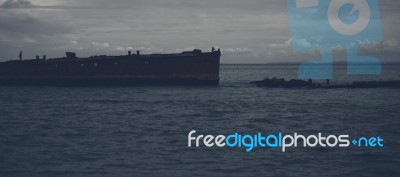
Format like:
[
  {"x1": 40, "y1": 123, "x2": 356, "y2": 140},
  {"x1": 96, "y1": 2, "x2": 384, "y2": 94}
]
[
  {"x1": 0, "y1": 0, "x2": 33, "y2": 8},
  {"x1": 359, "y1": 39, "x2": 399, "y2": 60},
  {"x1": 0, "y1": 12, "x2": 72, "y2": 36},
  {"x1": 0, "y1": 0, "x2": 105, "y2": 9},
  {"x1": 0, "y1": 0, "x2": 399, "y2": 63}
]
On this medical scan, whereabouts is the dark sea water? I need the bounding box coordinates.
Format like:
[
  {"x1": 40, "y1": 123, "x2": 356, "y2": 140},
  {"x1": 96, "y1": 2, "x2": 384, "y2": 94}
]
[{"x1": 0, "y1": 64, "x2": 399, "y2": 177}]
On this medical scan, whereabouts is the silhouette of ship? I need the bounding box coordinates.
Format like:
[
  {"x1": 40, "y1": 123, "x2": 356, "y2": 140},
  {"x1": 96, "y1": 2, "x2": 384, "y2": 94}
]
[
  {"x1": 251, "y1": 77, "x2": 400, "y2": 89},
  {"x1": 0, "y1": 48, "x2": 221, "y2": 86}
]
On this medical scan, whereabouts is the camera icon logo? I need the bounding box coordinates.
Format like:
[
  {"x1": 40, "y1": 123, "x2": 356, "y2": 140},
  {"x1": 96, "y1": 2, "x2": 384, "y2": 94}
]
[{"x1": 288, "y1": 0, "x2": 383, "y2": 79}]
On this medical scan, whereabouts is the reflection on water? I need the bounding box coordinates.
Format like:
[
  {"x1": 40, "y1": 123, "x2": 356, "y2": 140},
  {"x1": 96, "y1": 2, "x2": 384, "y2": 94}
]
[{"x1": 0, "y1": 64, "x2": 399, "y2": 177}]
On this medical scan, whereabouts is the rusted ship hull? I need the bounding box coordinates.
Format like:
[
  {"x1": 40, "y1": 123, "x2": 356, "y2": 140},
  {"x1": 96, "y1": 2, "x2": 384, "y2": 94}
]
[{"x1": 0, "y1": 50, "x2": 221, "y2": 86}]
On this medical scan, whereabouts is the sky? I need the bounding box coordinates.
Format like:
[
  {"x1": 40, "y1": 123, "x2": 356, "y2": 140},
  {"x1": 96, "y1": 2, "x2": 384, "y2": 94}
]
[{"x1": 0, "y1": 0, "x2": 399, "y2": 63}]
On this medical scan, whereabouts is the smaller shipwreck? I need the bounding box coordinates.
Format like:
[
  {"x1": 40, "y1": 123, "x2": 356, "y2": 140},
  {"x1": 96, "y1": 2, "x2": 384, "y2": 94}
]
[{"x1": 250, "y1": 77, "x2": 400, "y2": 89}]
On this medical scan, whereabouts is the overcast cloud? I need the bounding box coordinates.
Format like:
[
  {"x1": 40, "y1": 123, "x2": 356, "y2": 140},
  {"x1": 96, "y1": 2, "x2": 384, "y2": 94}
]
[{"x1": 0, "y1": 0, "x2": 399, "y2": 63}]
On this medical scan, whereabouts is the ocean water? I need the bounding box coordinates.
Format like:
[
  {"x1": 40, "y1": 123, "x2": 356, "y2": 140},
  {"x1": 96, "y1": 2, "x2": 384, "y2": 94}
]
[{"x1": 0, "y1": 64, "x2": 399, "y2": 177}]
